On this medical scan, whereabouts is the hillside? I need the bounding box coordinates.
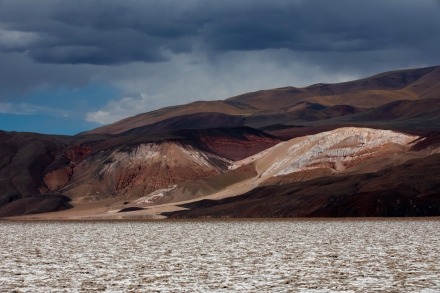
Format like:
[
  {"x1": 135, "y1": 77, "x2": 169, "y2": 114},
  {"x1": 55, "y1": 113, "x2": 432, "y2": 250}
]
[
  {"x1": 165, "y1": 154, "x2": 440, "y2": 218},
  {"x1": 1, "y1": 65, "x2": 440, "y2": 219},
  {"x1": 88, "y1": 65, "x2": 440, "y2": 135}
]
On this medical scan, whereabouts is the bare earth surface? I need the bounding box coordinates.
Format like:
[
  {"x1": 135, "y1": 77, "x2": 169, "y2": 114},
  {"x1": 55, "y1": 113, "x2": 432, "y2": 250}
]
[{"x1": 1, "y1": 220, "x2": 440, "y2": 292}]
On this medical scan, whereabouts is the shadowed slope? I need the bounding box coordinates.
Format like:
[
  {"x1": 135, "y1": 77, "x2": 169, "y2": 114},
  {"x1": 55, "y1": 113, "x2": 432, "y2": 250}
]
[
  {"x1": 174, "y1": 127, "x2": 281, "y2": 161},
  {"x1": 411, "y1": 132, "x2": 440, "y2": 151},
  {"x1": 302, "y1": 98, "x2": 440, "y2": 135},
  {"x1": 0, "y1": 131, "x2": 70, "y2": 206},
  {"x1": 165, "y1": 154, "x2": 440, "y2": 218},
  {"x1": 122, "y1": 112, "x2": 246, "y2": 136},
  {"x1": 88, "y1": 101, "x2": 252, "y2": 135},
  {"x1": 0, "y1": 194, "x2": 72, "y2": 217}
]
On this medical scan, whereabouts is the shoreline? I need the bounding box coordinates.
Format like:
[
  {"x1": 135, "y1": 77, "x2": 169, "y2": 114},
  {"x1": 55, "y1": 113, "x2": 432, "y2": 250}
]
[{"x1": 3, "y1": 215, "x2": 440, "y2": 222}]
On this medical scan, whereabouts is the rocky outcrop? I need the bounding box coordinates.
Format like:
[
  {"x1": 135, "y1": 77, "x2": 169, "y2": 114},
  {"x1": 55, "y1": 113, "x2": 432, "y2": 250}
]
[
  {"x1": 61, "y1": 141, "x2": 232, "y2": 202},
  {"x1": 42, "y1": 144, "x2": 93, "y2": 192},
  {"x1": 43, "y1": 167, "x2": 74, "y2": 191},
  {"x1": 64, "y1": 145, "x2": 93, "y2": 162},
  {"x1": 106, "y1": 142, "x2": 230, "y2": 196}
]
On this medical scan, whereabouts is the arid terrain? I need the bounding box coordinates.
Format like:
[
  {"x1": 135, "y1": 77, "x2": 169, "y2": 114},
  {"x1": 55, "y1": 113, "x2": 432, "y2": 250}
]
[
  {"x1": 1, "y1": 65, "x2": 440, "y2": 219},
  {"x1": 1, "y1": 220, "x2": 440, "y2": 292}
]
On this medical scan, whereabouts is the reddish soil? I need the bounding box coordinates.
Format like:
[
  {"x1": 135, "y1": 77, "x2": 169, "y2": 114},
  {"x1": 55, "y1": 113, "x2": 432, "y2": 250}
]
[{"x1": 177, "y1": 127, "x2": 281, "y2": 161}]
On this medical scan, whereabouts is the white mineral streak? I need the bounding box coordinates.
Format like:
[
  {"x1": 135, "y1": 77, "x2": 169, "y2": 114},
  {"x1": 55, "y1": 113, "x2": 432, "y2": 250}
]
[
  {"x1": 100, "y1": 142, "x2": 231, "y2": 175},
  {"x1": 134, "y1": 185, "x2": 177, "y2": 204},
  {"x1": 233, "y1": 127, "x2": 418, "y2": 177},
  {"x1": 267, "y1": 128, "x2": 417, "y2": 176},
  {"x1": 100, "y1": 144, "x2": 166, "y2": 174},
  {"x1": 181, "y1": 146, "x2": 218, "y2": 168}
]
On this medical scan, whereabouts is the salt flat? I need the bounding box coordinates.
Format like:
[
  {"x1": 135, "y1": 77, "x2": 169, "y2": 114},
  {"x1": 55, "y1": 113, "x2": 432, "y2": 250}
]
[{"x1": 1, "y1": 220, "x2": 439, "y2": 292}]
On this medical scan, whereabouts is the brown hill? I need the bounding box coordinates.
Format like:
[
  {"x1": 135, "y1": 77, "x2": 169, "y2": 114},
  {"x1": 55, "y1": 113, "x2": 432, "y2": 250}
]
[
  {"x1": 122, "y1": 112, "x2": 246, "y2": 136},
  {"x1": 88, "y1": 65, "x2": 440, "y2": 135},
  {"x1": 0, "y1": 131, "x2": 69, "y2": 206},
  {"x1": 59, "y1": 140, "x2": 232, "y2": 203},
  {"x1": 300, "y1": 98, "x2": 440, "y2": 135},
  {"x1": 88, "y1": 100, "x2": 252, "y2": 135}
]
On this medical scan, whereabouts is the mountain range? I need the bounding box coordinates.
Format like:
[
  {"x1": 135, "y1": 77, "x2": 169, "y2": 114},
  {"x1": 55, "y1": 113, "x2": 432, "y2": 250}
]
[{"x1": 1, "y1": 65, "x2": 440, "y2": 219}]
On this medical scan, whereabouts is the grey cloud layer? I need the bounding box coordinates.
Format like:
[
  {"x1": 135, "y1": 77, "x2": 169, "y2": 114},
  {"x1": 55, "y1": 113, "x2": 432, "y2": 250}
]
[
  {"x1": 1, "y1": 0, "x2": 439, "y2": 65},
  {"x1": 0, "y1": 0, "x2": 439, "y2": 126}
]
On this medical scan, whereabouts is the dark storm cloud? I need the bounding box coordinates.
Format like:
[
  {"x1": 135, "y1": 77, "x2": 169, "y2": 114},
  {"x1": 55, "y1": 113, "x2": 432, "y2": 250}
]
[
  {"x1": 0, "y1": 0, "x2": 199, "y2": 64},
  {"x1": 0, "y1": 52, "x2": 93, "y2": 97},
  {"x1": 0, "y1": 0, "x2": 439, "y2": 65},
  {"x1": 202, "y1": 0, "x2": 440, "y2": 53},
  {"x1": 0, "y1": 0, "x2": 439, "y2": 130}
]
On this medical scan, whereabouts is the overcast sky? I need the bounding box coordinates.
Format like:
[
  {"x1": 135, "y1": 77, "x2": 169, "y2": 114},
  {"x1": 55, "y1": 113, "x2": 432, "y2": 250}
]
[{"x1": 0, "y1": 0, "x2": 439, "y2": 134}]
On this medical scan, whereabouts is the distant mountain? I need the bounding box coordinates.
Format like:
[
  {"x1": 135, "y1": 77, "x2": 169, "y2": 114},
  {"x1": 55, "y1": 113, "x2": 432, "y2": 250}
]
[
  {"x1": 1, "y1": 65, "x2": 439, "y2": 219},
  {"x1": 89, "y1": 65, "x2": 440, "y2": 135}
]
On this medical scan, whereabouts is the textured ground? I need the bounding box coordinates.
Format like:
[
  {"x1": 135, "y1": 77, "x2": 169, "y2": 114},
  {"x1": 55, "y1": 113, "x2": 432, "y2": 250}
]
[{"x1": 1, "y1": 220, "x2": 440, "y2": 292}]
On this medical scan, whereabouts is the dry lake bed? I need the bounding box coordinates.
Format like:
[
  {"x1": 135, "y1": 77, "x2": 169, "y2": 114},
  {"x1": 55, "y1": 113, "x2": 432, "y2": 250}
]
[{"x1": 1, "y1": 219, "x2": 440, "y2": 292}]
